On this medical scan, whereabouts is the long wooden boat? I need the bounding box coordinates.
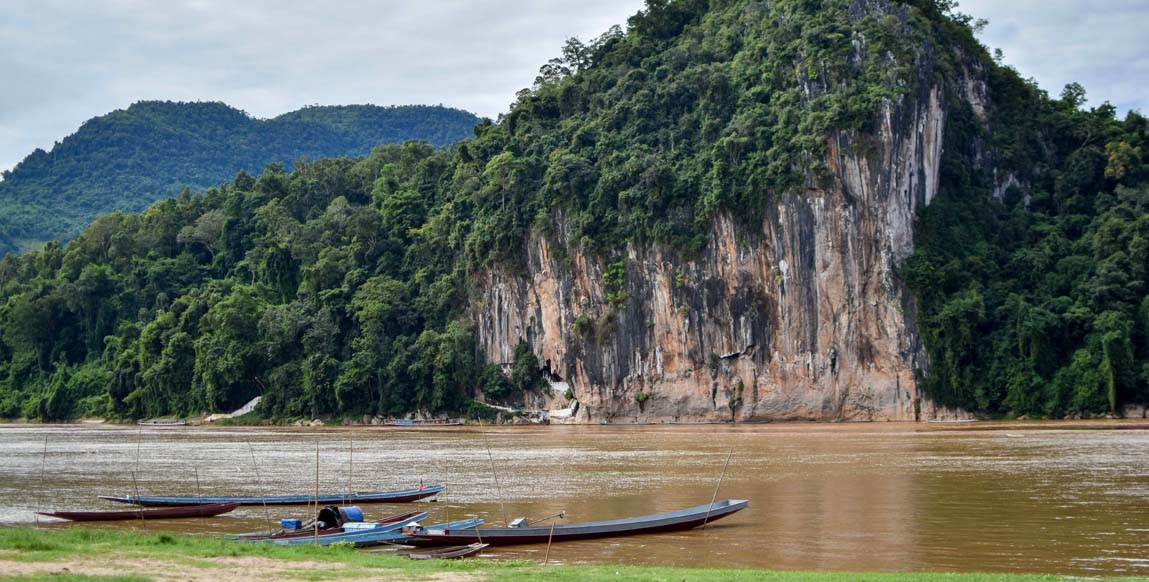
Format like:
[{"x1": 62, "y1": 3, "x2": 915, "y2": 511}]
[
  {"x1": 236, "y1": 510, "x2": 426, "y2": 541},
  {"x1": 37, "y1": 502, "x2": 238, "y2": 522},
  {"x1": 383, "y1": 419, "x2": 463, "y2": 427},
  {"x1": 407, "y1": 499, "x2": 748, "y2": 546},
  {"x1": 137, "y1": 419, "x2": 188, "y2": 427},
  {"x1": 100, "y1": 485, "x2": 444, "y2": 507},
  {"x1": 407, "y1": 542, "x2": 488, "y2": 560}
]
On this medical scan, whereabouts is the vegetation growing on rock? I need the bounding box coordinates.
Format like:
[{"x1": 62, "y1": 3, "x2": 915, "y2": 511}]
[{"x1": 0, "y1": 0, "x2": 1146, "y2": 421}]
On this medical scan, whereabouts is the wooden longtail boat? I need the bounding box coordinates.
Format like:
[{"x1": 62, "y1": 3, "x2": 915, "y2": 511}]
[
  {"x1": 37, "y1": 502, "x2": 239, "y2": 522},
  {"x1": 407, "y1": 542, "x2": 488, "y2": 560},
  {"x1": 99, "y1": 485, "x2": 444, "y2": 507},
  {"x1": 237, "y1": 510, "x2": 426, "y2": 541},
  {"x1": 137, "y1": 419, "x2": 188, "y2": 427},
  {"x1": 407, "y1": 499, "x2": 748, "y2": 546},
  {"x1": 383, "y1": 419, "x2": 463, "y2": 427}
]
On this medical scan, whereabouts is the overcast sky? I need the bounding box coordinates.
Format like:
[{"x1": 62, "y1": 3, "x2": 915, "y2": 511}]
[{"x1": 1, "y1": 0, "x2": 1146, "y2": 176}]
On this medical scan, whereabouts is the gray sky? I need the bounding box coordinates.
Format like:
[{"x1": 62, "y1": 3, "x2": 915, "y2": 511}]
[{"x1": 1, "y1": 0, "x2": 1146, "y2": 176}]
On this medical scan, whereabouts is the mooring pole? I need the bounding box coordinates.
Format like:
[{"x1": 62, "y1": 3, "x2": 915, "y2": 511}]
[{"x1": 702, "y1": 447, "x2": 734, "y2": 530}]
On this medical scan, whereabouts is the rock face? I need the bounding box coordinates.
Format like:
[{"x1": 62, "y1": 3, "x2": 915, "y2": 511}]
[{"x1": 473, "y1": 9, "x2": 982, "y2": 423}]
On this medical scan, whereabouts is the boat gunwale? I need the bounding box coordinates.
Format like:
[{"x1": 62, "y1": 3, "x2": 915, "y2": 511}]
[
  {"x1": 409, "y1": 499, "x2": 748, "y2": 545},
  {"x1": 99, "y1": 485, "x2": 444, "y2": 506}
]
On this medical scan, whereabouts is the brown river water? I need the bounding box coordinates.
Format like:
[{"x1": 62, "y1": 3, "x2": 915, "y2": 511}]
[{"x1": 1, "y1": 422, "x2": 1147, "y2": 576}]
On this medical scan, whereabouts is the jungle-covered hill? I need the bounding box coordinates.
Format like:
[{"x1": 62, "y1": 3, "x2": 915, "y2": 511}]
[
  {"x1": 0, "y1": 0, "x2": 1146, "y2": 422},
  {"x1": 0, "y1": 102, "x2": 480, "y2": 254}
]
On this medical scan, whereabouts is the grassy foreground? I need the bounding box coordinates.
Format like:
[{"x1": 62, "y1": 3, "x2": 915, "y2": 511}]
[{"x1": 0, "y1": 527, "x2": 1132, "y2": 582}]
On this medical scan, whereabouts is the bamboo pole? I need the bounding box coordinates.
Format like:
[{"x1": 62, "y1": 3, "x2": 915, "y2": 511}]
[
  {"x1": 701, "y1": 448, "x2": 734, "y2": 530},
  {"x1": 314, "y1": 441, "x2": 320, "y2": 546},
  {"x1": 194, "y1": 467, "x2": 202, "y2": 501},
  {"x1": 346, "y1": 437, "x2": 353, "y2": 504},
  {"x1": 133, "y1": 425, "x2": 144, "y2": 526},
  {"x1": 542, "y1": 516, "x2": 560, "y2": 567},
  {"x1": 34, "y1": 434, "x2": 48, "y2": 526},
  {"x1": 248, "y1": 442, "x2": 272, "y2": 533},
  {"x1": 477, "y1": 421, "x2": 507, "y2": 526},
  {"x1": 134, "y1": 424, "x2": 143, "y2": 477}
]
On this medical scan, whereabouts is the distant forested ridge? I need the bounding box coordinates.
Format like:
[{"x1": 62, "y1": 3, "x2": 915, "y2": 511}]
[
  {"x1": 0, "y1": 102, "x2": 480, "y2": 254},
  {"x1": 0, "y1": 0, "x2": 1146, "y2": 422}
]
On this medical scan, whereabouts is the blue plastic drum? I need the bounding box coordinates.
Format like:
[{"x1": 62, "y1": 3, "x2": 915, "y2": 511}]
[{"x1": 338, "y1": 506, "x2": 364, "y2": 523}]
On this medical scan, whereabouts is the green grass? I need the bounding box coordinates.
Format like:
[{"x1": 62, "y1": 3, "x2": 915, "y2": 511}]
[{"x1": 0, "y1": 528, "x2": 1138, "y2": 582}]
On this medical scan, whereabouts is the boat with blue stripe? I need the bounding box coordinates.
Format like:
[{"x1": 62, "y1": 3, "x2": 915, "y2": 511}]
[{"x1": 262, "y1": 516, "x2": 484, "y2": 548}]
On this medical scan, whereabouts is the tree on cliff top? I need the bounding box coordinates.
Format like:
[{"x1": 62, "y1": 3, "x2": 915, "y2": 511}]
[{"x1": 0, "y1": 0, "x2": 1145, "y2": 421}]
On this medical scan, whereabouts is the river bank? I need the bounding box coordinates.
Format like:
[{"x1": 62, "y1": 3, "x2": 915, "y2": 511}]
[
  {"x1": 0, "y1": 528, "x2": 1128, "y2": 582},
  {"x1": 5, "y1": 417, "x2": 1149, "y2": 431}
]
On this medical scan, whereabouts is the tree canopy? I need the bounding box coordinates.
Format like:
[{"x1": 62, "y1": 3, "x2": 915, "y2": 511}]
[
  {"x1": 0, "y1": 102, "x2": 480, "y2": 255},
  {"x1": 0, "y1": 0, "x2": 1146, "y2": 421}
]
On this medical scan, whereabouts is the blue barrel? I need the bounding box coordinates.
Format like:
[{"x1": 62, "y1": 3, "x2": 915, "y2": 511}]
[
  {"x1": 338, "y1": 506, "x2": 364, "y2": 523},
  {"x1": 280, "y1": 518, "x2": 302, "y2": 530}
]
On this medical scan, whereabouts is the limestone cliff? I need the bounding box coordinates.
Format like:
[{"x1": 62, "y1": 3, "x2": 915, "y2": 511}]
[{"x1": 473, "y1": 2, "x2": 985, "y2": 422}]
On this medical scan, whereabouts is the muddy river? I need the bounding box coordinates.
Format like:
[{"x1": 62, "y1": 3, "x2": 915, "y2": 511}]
[{"x1": 1, "y1": 422, "x2": 1146, "y2": 576}]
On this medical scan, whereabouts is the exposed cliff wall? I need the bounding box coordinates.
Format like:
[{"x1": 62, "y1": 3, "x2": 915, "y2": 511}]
[
  {"x1": 474, "y1": 25, "x2": 985, "y2": 422},
  {"x1": 466, "y1": 0, "x2": 1006, "y2": 422}
]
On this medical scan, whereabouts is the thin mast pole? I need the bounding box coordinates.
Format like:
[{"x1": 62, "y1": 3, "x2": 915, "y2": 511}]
[
  {"x1": 314, "y1": 441, "x2": 320, "y2": 545},
  {"x1": 248, "y1": 442, "x2": 272, "y2": 533},
  {"x1": 543, "y1": 518, "x2": 558, "y2": 565},
  {"x1": 194, "y1": 467, "x2": 202, "y2": 501},
  {"x1": 346, "y1": 437, "x2": 353, "y2": 504},
  {"x1": 133, "y1": 424, "x2": 144, "y2": 525},
  {"x1": 478, "y1": 421, "x2": 507, "y2": 526},
  {"x1": 34, "y1": 434, "x2": 48, "y2": 526},
  {"x1": 701, "y1": 448, "x2": 734, "y2": 529}
]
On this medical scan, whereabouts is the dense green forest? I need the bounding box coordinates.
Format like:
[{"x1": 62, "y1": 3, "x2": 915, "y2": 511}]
[
  {"x1": 0, "y1": 103, "x2": 479, "y2": 254},
  {"x1": 0, "y1": 0, "x2": 1146, "y2": 421},
  {"x1": 908, "y1": 80, "x2": 1149, "y2": 416}
]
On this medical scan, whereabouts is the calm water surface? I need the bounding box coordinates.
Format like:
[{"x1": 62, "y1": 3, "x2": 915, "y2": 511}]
[{"x1": 1, "y1": 423, "x2": 1147, "y2": 576}]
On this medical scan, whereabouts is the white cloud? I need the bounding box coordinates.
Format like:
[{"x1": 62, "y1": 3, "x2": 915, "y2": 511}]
[
  {"x1": 1, "y1": 0, "x2": 1146, "y2": 176},
  {"x1": 962, "y1": 0, "x2": 1149, "y2": 112},
  {"x1": 0, "y1": 0, "x2": 646, "y2": 174}
]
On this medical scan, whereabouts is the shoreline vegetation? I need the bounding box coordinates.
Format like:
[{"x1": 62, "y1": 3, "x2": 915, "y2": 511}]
[
  {"x1": 0, "y1": 528, "x2": 1132, "y2": 582},
  {"x1": 2, "y1": 418, "x2": 1148, "y2": 432}
]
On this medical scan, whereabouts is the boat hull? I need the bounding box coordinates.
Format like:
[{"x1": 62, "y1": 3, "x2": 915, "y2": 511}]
[
  {"x1": 407, "y1": 542, "x2": 488, "y2": 560},
  {"x1": 100, "y1": 485, "x2": 443, "y2": 507},
  {"x1": 408, "y1": 499, "x2": 748, "y2": 546},
  {"x1": 38, "y1": 502, "x2": 239, "y2": 522}
]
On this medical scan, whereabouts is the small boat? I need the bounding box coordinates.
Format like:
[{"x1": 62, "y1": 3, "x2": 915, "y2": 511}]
[
  {"x1": 255, "y1": 512, "x2": 427, "y2": 546},
  {"x1": 261, "y1": 516, "x2": 483, "y2": 548},
  {"x1": 384, "y1": 419, "x2": 463, "y2": 427},
  {"x1": 599, "y1": 420, "x2": 654, "y2": 426},
  {"x1": 137, "y1": 419, "x2": 188, "y2": 427},
  {"x1": 37, "y1": 502, "x2": 238, "y2": 522},
  {"x1": 237, "y1": 510, "x2": 426, "y2": 541},
  {"x1": 100, "y1": 484, "x2": 444, "y2": 507},
  {"x1": 407, "y1": 542, "x2": 488, "y2": 560},
  {"x1": 408, "y1": 499, "x2": 748, "y2": 546}
]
